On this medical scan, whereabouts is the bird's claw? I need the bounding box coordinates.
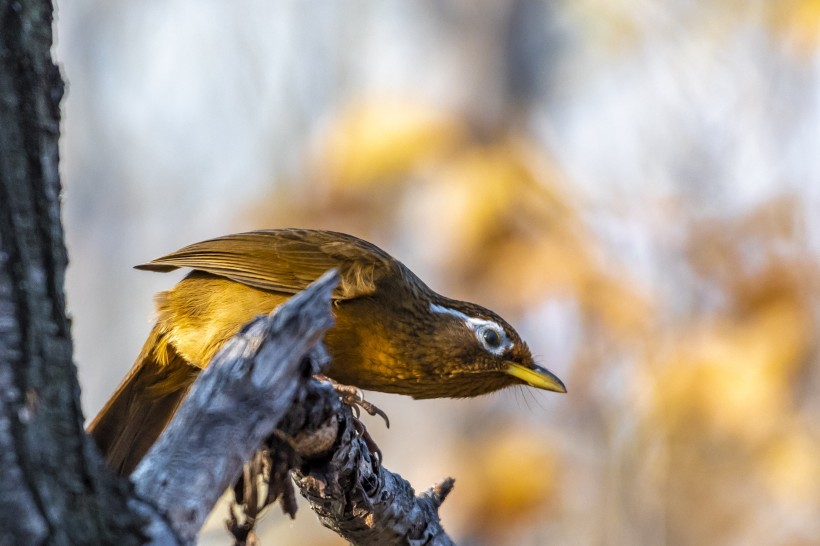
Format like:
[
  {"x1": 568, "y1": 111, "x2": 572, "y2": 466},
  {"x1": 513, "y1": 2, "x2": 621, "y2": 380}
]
[
  {"x1": 315, "y1": 375, "x2": 388, "y2": 465},
  {"x1": 315, "y1": 375, "x2": 390, "y2": 428}
]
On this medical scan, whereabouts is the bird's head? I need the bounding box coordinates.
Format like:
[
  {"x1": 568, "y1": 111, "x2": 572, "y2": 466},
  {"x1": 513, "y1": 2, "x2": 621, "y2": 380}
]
[{"x1": 417, "y1": 300, "x2": 567, "y2": 398}]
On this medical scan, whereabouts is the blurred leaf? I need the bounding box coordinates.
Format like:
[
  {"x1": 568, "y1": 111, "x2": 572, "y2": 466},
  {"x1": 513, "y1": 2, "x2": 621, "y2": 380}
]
[
  {"x1": 319, "y1": 97, "x2": 465, "y2": 187},
  {"x1": 449, "y1": 424, "x2": 558, "y2": 542},
  {"x1": 769, "y1": 0, "x2": 820, "y2": 57},
  {"x1": 763, "y1": 429, "x2": 820, "y2": 504},
  {"x1": 651, "y1": 298, "x2": 809, "y2": 442}
]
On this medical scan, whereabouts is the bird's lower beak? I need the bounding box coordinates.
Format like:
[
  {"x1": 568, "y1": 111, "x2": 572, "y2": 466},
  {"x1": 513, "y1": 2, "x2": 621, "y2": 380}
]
[{"x1": 505, "y1": 363, "x2": 567, "y2": 393}]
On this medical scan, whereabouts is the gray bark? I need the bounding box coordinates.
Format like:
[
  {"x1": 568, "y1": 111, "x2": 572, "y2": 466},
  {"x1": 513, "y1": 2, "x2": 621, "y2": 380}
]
[
  {"x1": 0, "y1": 1, "x2": 145, "y2": 544},
  {"x1": 132, "y1": 271, "x2": 337, "y2": 543}
]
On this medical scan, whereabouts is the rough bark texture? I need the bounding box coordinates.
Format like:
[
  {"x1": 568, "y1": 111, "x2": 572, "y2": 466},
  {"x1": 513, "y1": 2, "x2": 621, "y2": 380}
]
[
  {"x1": 289, "y1": 382, "x2": 456, "y2": 546},
  {"x1": 0, "y1": 1, "x2": 147, "y2": 544},
  {"x1": 132, "y1": 271, "x2": 338, "y2": 543}
]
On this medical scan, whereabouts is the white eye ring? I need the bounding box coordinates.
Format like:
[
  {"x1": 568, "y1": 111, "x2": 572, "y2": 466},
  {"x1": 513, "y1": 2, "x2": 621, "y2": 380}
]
[
  {"x1": 477, "y1": 324, "x2": 503, "y2": 350},
  {"x1": 474, "y1": 323, "x2": 508, "y2": 355},
  {"x1": 429, "y1": 303, "x2": 514, "y2": 356}
]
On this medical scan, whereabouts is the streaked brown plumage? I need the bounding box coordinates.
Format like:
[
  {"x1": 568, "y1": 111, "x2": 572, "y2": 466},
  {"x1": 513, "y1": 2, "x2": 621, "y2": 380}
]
[{"x1": 88, "y1": 229, "x2": 565, "y2": 475}]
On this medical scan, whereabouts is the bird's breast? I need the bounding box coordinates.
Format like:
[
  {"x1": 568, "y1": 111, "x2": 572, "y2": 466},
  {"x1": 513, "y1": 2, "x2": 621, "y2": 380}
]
[
  {"x1": 323, "y1": 296, "x2": 447, "y2": 395},
  {"x1": 157, "y1": 273, "x2": 289, "y2": 367}
]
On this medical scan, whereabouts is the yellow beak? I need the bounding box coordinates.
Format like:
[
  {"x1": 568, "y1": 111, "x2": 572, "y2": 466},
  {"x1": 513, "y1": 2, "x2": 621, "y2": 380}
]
[{"x1": 505, "y1": 363, "x2": 567, "y2": 393}]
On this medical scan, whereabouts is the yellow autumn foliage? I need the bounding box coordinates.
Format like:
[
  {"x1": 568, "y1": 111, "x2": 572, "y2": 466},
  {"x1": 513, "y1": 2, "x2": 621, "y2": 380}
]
[{"x1": 319, "y1": 97, "x2": 464, "y2": 187}]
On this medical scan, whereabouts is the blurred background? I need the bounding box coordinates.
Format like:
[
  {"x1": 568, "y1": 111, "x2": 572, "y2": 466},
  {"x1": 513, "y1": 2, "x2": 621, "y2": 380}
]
[{"x1": 57, "y1": 1, "x2": 820, "y2": 545}]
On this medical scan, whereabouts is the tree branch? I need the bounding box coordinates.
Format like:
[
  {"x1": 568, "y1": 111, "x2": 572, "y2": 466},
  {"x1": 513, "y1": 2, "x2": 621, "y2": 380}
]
[
  {"x1": 288, "y1": 381, "x2": 456, "y2": 546},
  {"x1": 131, "y1": 270, "x2": 338, "y2": 543}
]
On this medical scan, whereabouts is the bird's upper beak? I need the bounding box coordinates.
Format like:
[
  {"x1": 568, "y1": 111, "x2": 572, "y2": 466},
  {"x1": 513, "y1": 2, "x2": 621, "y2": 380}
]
[{"x1": 505, "y1": 362, "x2": 567, "y2": 393}]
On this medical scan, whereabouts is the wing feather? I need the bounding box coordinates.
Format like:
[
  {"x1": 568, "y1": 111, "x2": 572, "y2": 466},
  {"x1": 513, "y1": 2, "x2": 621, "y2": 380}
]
[{"x1": 134, "y1": 229, "x2": 399, "y2": 300}]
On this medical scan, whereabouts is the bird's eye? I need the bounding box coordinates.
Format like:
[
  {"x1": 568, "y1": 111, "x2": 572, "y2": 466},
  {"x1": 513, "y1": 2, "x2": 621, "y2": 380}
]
[{"x1": 479, "y1": 326, "x2": 503, "y2": 350}]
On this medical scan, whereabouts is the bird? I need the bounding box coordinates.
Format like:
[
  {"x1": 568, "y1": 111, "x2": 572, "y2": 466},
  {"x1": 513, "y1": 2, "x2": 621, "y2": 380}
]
[{"x1": 88, "y1": 229, "x2": 566, "y2": 475}]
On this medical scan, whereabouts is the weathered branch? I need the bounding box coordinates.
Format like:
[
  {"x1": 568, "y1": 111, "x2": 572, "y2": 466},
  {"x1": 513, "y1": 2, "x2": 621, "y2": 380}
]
[
  {"x1": 131, "y1": 270, "x2": 338, "y2": 543},
  {"x1": 287, "y1": 380, "x2": 456, "y2": 546}
]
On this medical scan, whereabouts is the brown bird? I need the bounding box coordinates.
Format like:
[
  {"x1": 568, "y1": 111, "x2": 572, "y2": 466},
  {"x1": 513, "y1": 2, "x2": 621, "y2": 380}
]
[{"x1": 88, "y1": 229, "x2": 566, "y2": 475}]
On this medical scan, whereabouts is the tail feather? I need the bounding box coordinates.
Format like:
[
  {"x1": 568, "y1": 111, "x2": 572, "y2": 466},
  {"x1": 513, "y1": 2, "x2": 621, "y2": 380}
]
[{"x1": 87, "y1": 326, "x2": 199, "y2": 476}]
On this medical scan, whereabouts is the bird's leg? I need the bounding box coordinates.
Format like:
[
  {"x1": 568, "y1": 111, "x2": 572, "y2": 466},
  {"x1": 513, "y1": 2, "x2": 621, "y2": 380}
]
[{"x1": 314, "y1": 374, "x2": 390, "y2": 428}]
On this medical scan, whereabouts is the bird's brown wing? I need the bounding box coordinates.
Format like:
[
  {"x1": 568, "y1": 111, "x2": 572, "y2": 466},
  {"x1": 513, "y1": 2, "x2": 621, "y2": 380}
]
[
  {"x1": 134, "y1": 229, "x2": 403, "y2": 300},
  {"x1": 87, "y1": 324, "x2": 198, "y2": 475}
]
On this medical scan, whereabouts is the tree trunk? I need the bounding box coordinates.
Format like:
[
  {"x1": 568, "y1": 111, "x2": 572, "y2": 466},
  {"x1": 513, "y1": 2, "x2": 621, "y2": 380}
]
[{"x1": 0, "y1": 1, "x2": 146, "y2": 544}]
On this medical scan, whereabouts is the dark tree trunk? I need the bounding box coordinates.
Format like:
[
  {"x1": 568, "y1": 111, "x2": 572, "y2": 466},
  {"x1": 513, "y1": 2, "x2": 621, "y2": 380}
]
[{"x1": 0, "y1": 1, "x2": 146, "y2": 544}]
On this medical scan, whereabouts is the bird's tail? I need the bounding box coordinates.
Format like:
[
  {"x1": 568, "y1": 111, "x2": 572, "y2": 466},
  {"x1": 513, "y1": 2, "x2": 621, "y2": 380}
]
[{"x1": 87, "y1": 325, "x2": 199, "y2": 476}]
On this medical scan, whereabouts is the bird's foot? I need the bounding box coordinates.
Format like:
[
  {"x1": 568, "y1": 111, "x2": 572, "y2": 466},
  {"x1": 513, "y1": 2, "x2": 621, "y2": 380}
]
[
  {"x1": 315, "y1": 375, "x2": 389, "y2": 465},
  {"x1": 315, "y1": 375, "x2": 390, "y2": 428}
]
